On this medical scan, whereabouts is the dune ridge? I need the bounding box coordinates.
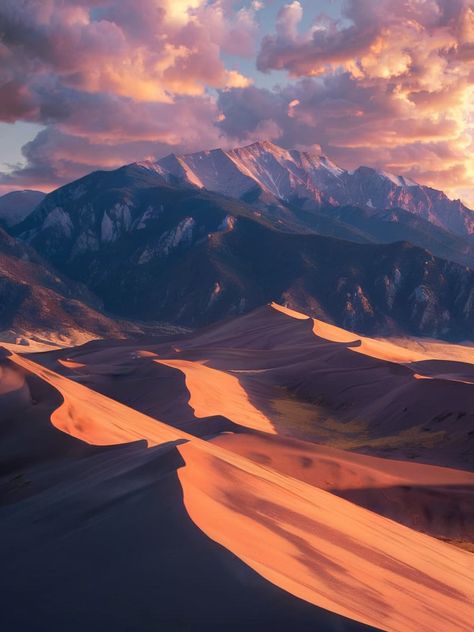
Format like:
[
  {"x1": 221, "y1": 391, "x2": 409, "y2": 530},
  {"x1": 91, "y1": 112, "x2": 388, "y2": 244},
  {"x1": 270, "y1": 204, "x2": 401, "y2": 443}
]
[
  {"x1": 28, "y1": 303, "x2": 474, "y2": 541},
  {"x1": 3, "y1": 349, "x2": 474, "y2": 631}
]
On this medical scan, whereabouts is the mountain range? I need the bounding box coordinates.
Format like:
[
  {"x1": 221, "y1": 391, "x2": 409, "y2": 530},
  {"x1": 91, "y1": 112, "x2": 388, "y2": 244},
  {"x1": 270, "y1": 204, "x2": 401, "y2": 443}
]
[
  {"x1": 0, "y1": 190, "x2": 45, "y2": 228},
  {"x1": 0, "y1": 226, "x2": 141, "y2": 346},
  {"x1": 152, "y1": 141, "x2": 474, "y2": 237},
  {"x1": 2, "y1": 144, "x2": 474, "y2": 632},
  {"x1": 2, "y1": 140, "x2": 474, "y2": 341}
]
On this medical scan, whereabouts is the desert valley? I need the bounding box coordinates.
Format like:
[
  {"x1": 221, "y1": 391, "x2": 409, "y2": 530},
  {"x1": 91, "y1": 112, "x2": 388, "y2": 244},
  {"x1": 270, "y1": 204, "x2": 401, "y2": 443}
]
[{"x1": 1, "y1": 300, "x2": 474, "y2": 630}]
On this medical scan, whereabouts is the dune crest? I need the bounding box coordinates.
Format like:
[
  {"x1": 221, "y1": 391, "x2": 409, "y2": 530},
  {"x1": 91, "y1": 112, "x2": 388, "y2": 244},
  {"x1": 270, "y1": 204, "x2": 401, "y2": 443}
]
[
  {"x1": 157, "y1": 358, "x2": 275, "y2": 434},
  {"x1": 3, "y1": 350, "x2": 474, "y2": 631},
  {"x1": 271, "y1": 301, "x2": 474, "y2": 365}
]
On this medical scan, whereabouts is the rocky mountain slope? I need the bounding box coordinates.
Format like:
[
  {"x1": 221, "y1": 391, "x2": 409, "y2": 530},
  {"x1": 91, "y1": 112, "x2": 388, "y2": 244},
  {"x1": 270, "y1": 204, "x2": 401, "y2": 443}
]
[
  {"x1": 12, "y1": 167, "x2": 474, "y2": 339},
  {"x1": 153, "y1": 141, "x2": 474, "y2": 237},
  {"x1": 0, "y1": 190, "x2": 45, "y2": 228},
  {"x1": 0, "y1": 227, "x2": 138, "y2": 345},
  {"x1": 302, "y1": 205, "x2": 474, "y2": 269}
]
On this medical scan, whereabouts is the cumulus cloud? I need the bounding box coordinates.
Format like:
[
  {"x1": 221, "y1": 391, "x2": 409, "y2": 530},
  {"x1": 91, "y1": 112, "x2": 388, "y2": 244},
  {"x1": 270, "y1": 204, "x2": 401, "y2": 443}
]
[
  {"x1": 1, "y1": 0, "x2": 474, "y2": 204},
  {"x1": 0, "y1": 0, "x2": 259, "y2": 192},
  {"x1": 251, "y1": 0, "x2": 474, "y2": 200}
]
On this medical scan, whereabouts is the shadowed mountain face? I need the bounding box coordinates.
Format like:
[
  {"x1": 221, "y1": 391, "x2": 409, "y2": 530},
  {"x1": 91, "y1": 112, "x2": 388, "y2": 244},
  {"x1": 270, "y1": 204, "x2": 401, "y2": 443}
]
[
  {"x1": 297, "y1": 205, "x2": 474, "y2": 270},
  {"x1": 0, "y1": 190, "x2": 45, "y2": 228},
  {"x1": 12, "y1": 167, "x2": 474, "y2": 338},
  {"x1": 0, "y1": 227, "x2": 132, "y2": 343}
]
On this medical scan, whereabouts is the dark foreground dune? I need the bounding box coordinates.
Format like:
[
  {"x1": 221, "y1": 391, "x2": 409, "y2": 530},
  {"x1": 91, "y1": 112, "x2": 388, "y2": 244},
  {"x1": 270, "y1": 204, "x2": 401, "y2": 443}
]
[
  {"x1": 0, "y1": 361, "x2": 371, "y2": 632},
  {"x1": 0, "y1": 352, "x2": 471, "y2": 630}
]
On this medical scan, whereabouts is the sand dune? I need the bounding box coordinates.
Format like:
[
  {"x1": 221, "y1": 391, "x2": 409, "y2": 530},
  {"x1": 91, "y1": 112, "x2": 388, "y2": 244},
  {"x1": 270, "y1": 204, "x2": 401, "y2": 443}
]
[
  {"x1": 1, "y1": 359, "x2": 357, "y2": 632},
  {"x1": 212, "y1": 432, "x2": 474, "y2": 545},
  {"x1": 170, "y1": 304, "x2": 474, "y2": 469},
  {"x1": 157, "y1": 358, "x2": 275, "y2": 433},
  {"x1": 5, "y1": 304, "x2": 474, "y2": 630},
  {"x1": 272, "y1": 302, "x2": 474, "y2": 365},
  {"x1": 2, "y1": 350, "x2": 473, "y2": 631},
  {"x1": 178, "y1": 441, "x2": 474, "y2": 631},
  {"x1": 28, "y1": 304, "x2": 474, "y2": 544}
]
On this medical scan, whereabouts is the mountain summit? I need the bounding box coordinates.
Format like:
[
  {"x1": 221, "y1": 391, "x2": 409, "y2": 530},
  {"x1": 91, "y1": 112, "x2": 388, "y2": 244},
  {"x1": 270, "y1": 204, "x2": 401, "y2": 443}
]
[
  {"x1": 152, "y1": 141, "x2": 474, "y2": 237},
  {"x1": 155, "y1": 140, "x2": 341, "y2": 205},
  {"x1": 12, "y1": 148, "x2": 474, "y2": 339}
]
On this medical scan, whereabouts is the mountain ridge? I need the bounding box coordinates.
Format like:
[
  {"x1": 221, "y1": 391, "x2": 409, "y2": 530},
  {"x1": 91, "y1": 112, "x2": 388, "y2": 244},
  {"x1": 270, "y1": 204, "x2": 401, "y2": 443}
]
[
  {"x1": 5, "y1": 140, "x2": 474, "y2": 340},
  {"x1": 0, "y1": 190, "x2": 46, "y2": 228},
  {"x1": 11, "y1": 176, "x2": 474, "y2": 339},
  {"x1": 150, "y1": 140, "x2": 474, "y2": 237}
]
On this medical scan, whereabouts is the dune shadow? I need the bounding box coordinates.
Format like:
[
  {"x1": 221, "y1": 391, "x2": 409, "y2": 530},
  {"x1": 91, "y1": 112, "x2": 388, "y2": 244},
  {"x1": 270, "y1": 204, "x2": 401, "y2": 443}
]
[
  {"x1": 334, "y1": 483, "x2": 474, "y2": 544},
  {"x1": 406, "y1": 359, "x2": 474, "y2": 384},
  {"x1": 0, "y1": 371, "x2": 373, "y2": 631}
]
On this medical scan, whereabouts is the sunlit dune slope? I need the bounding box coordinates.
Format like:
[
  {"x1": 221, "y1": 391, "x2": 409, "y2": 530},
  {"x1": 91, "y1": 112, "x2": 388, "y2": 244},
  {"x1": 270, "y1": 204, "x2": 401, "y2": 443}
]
[
  {"x1": 39, "y1": 302, "x2": 474, "y2": 469},
  {"x1": 158, "y1": 358, "x2": 275, "y2": 433},
  {"x1": 2, "y1": 351, "x2": 474, "y2": 631},
  {"x1": 1, "y1": 358, "x2": 363, "y2": 632},
  {"x1": 211, "y1": 432, "x2": 474, "y2": 546}
]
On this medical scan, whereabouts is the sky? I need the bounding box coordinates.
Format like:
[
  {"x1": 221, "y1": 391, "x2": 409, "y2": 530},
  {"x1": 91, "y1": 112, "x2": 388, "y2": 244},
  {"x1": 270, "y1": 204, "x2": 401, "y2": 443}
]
[{"x1": 0, "y1": 0, "x2": 473, "y2": 205}]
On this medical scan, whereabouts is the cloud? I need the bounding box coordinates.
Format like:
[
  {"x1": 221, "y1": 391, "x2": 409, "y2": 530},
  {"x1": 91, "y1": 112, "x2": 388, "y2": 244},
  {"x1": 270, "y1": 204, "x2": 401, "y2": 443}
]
[
  {"x1": 0, "y1": 0, "x2": 259, "y2": 191},
  {"x1": 248, "y1": 0, "x2": 474, "y2": 201},
  {"x1": 0, "y1": 91, "x2": 224, "y2": 194},
  {"x1": 1, "y1": 0, "x2": 474, "y2": 204}
]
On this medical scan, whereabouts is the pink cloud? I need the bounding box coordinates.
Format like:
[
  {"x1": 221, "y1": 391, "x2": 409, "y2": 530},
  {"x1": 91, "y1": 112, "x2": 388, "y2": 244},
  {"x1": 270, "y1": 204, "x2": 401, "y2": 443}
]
[
  {"x1": 249, "y1": 0, "x2": 474, "y2": 200},
  {"x1": 1, "y1": 0, "x2": 473, "y2": 204},
  {"x1": 0, "y1": 0, "x2": 259, "y2": 191}
]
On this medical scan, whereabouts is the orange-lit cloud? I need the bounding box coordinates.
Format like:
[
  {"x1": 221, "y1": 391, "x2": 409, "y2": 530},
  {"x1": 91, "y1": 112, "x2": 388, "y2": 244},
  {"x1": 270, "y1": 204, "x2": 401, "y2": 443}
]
[
  {"x1": 1, "y1": 0, "x2": 474, "y2": 206},
  {"x1": 0, "y1": 0, "x2": 261, "y2": 192},
  {"x1": 251, "y1": 0, "x2": 474, "y2": 202}
]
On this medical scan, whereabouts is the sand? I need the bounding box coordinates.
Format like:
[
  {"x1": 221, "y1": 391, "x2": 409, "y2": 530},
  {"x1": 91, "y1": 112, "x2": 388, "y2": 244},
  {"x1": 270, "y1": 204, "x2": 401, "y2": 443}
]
[
  {"x1": 157, "y1": 358, "x2": 275, "y2": 433},
  {"x1": 211, "y1": 432, "x2": 474, "y2": 545},
  {"x1": 1, "y1": 348, "x2": 473, "y2": 631},
  {"x1": 3, "y1": 303, "x2": 474, "y2": 630}
]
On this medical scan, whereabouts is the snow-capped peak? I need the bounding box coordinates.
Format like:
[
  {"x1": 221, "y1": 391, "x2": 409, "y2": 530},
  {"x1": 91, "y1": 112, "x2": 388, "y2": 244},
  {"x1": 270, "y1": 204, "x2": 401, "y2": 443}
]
[
  {"x1": 140, "y1": 140, "x2": 474, "y2": 236},
  {"x1": 375, "y1": 169, "x2": 418, "y2": 188},
  {"x1": 154, "y1": 140, "x2": 345, "y2": 202}
]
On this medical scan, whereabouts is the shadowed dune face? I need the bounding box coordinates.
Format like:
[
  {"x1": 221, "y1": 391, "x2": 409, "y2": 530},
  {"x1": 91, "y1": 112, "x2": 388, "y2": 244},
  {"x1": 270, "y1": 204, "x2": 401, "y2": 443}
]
[
  {"x1": 2, "y1": 352, "x2": 474, "y2": 631},
  {"x1": 0, "y1": 358, "x2": 372, "y2": 632},
  {"x1": 0, "y1": 363, "x2": 30, "y2": 422},
  {"x1": 39, "y1": 303, "x2": 474, "y2": 468}
]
